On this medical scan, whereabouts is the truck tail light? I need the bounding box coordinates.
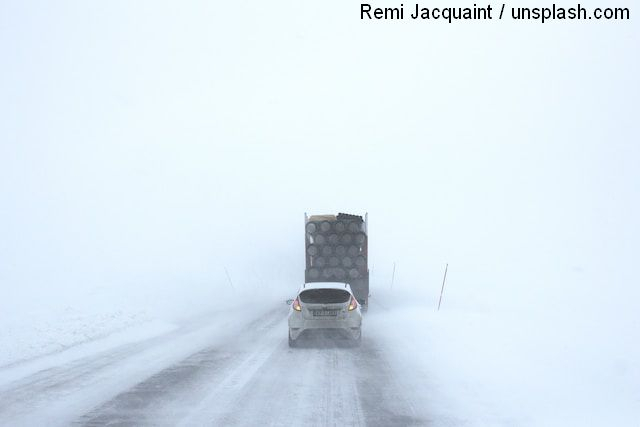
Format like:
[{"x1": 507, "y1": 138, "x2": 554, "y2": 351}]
[
  {"x1": 293, "y1": 297, "x2": 302, "y2": 311},
  {"x1": 348, "y1": 296, "x2": 358, "y2": 311}
]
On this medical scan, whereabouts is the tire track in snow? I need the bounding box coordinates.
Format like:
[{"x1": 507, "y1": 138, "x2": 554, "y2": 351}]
[
  {"x1": 0, "y1": 306, "x2": 281, "y2": 426},
  {"x1": 78, "y1": 305, "x2": 429, "y2": 426}
]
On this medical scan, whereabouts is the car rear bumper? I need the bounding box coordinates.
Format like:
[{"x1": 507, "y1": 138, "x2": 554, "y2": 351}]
[{"x1": 288, "y1": 315, "x2": 361, "y2": 340}]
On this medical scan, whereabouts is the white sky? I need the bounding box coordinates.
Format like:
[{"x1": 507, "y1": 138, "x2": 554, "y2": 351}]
[{"x1": 1, "y1": 1, "x2": 638, "y2": 315}]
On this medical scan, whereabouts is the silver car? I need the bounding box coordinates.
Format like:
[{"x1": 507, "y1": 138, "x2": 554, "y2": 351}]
[{"x1": 288, "y1": 282, "x2": 362, "y2": 347}]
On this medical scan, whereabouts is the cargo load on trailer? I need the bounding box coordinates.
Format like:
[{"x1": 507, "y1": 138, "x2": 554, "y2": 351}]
[{"x1": 304, "y1": 213, "x2": 369, "y2": 307}]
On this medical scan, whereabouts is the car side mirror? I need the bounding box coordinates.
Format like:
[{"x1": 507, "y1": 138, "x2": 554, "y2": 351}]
[{"x1": 286, "y1": 299, "x2": 294, "y2": 305}]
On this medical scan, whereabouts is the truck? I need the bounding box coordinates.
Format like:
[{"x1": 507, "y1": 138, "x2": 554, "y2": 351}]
[{"x1": 304, "y1": 212, "x2": 369, "y2": 308}]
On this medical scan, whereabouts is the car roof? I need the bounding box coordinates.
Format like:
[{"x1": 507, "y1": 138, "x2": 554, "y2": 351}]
[{"x1": 300, "y1": 282, "x2": 352, "y2": 292}]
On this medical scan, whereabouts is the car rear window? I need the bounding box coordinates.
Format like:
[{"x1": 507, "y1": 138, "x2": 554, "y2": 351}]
[{"x1": 299, "y1": 289, "x2": 351, "y2": 304}]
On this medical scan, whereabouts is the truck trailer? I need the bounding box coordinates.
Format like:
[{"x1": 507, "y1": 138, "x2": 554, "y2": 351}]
[{"x1": 304, "y1": 212, "x2": 369, "y2": 308}]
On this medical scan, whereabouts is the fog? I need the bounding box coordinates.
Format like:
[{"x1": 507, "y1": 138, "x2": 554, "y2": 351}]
[{"x1": 1, "y1": 0, "x2": 638, "y2": 424}]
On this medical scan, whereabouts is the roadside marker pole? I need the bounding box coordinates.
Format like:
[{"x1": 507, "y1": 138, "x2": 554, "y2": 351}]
[
  {"x1": 224, "y1": 267, "x2": 235, "y2": 290},
  {"x1": 437, "y1": 263, "x2": 448, "y2": 311},
  {"x1": 390, "y1": 262, "x2": 396, "y2": 289}
]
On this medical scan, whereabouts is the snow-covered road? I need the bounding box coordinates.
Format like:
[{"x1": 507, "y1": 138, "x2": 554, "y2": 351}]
[{"x1": 0, "y1": 303, "x2": 427, "y2": 426}]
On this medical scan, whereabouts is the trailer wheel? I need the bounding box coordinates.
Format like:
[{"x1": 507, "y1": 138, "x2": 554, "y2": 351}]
[{"x1": 357, "y1": 298, "x2": 368, "y2": 313}]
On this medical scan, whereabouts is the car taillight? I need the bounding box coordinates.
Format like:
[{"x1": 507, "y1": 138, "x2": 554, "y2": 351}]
[
  {"x1": 348, "y1": 296, "x2": 358, "y2": 311},
  {"x1": 293, "y1": 297, "x2": 302, "y2": 311}
]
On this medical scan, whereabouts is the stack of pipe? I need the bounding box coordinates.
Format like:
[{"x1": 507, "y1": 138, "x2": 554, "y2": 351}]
[{"x1": 305, "y1": 218, "x2": 367, "y2": 282}]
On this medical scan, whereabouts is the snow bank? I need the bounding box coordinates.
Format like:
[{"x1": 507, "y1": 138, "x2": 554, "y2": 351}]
[
  {"x1": 0, "y1": 302, "x2": 156, "y2": 368},
  {"x1": 0, "y1": 273, "x2": 292, "y2": 370}
]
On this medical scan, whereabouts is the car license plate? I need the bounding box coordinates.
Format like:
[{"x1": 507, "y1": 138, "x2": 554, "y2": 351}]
[{"x1": 313, "y1": 310, "x2": 338, "y2": 317}]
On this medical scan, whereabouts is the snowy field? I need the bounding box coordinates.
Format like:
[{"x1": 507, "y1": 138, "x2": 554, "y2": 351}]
[{"x1": 369, "y1": 281, "x2": 640, "y2": 426}]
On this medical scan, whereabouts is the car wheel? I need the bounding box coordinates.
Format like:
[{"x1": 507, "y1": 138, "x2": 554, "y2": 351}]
[
  {"x1": 351, "y1": 328, "x2": 362, "y2": 347},
  {"x1": 288, "y1": 329, "x2": 298, "y2": 348}
]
